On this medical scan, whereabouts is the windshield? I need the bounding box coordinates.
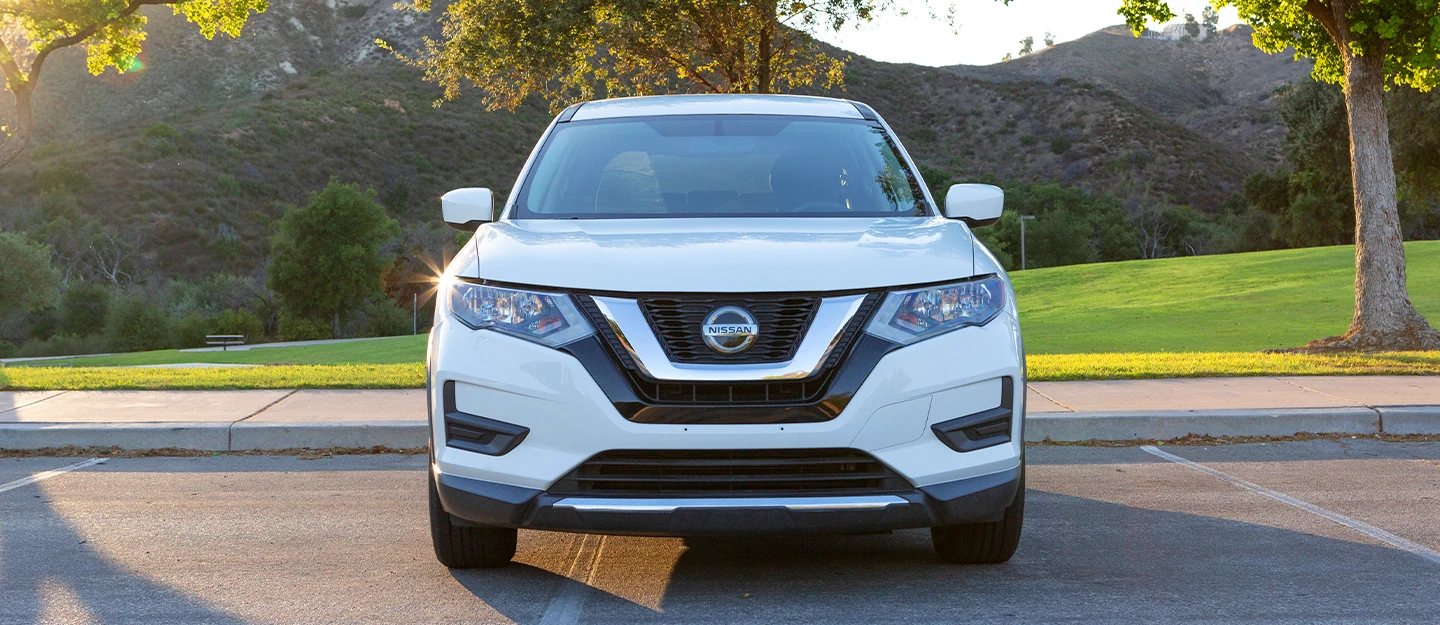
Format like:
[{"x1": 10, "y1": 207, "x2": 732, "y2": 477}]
[{"x1": 512, "y1": 115, "x2": 930, "y2": 219}]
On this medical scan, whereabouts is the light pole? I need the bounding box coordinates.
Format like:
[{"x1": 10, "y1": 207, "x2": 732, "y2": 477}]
[{"x1": 1020, "y1": 215, "x2": 1036, "y2": 270}]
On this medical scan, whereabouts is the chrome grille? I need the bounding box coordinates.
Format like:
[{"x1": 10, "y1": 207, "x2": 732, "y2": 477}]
[{"x1": 640, "y1": 296, "x2": 818, "y2": 364}]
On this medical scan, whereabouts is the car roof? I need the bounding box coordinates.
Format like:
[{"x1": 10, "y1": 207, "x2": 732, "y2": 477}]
[{"x1": 567, "y1": 94, "x2": 868, "y2": 121}]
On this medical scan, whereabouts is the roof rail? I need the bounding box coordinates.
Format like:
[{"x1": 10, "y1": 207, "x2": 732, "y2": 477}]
[
  {"x1": 850, "y1": 101, "x2": 879, "y2": 121},
  {"x1": 557, "y1": 102, "x2": 584, "y2": 123}
]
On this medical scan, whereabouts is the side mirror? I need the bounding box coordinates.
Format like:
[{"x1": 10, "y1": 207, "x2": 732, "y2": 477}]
[
  {"x1": 442, "y1": 188, "x2": 494, "y2": 232},
  {"x1": 944, "y1": 184, "x2": 1003, "y2": 227}
]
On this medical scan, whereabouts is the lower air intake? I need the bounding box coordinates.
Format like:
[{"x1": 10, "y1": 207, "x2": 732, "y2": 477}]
[{"x1": 548, "y1": 448, "x2": 910, "y2": 497}]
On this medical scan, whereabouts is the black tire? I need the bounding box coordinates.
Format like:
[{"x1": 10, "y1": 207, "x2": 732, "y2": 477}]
[
  {"x1": 429, "y1": 471, "x2": 517, "y2": 568},
  {"x1": 930, "y1": 479, "x2": 1024, "y2": 565}
]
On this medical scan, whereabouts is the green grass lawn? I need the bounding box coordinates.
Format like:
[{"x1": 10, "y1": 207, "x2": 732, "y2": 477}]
[
  {"x1": 5, "y1": 242, "x2": 1439, "y2": 390},
  {"x1": 12, "y1": 335, "x2": 428, "y2": 367},
  {"x1": 1014, "y1": 241, "x2": 1440, "y2": 353}
]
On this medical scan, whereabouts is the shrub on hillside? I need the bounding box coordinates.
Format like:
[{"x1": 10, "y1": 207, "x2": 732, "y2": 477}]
[
  {"x1": 106, "y1": 296, "x2": 173, "y2": 352},
  {"x1": 268, "y1": 180, "x2": 400, "y2": 338},
  {"x1": 278, "y1": 313, "x2": 330, "y2": 342},
  {"x1": 16, "y1": 333, "x2": 110, "y2": 358},
  {"x1": 173, "y1": 312, "x2": 212, "y2": 349},
  {"x1": 358, "y1": 299, "x2": 411, "y2": 338},
  {"x1": 211, "y1": 308, "x2": 264, "y2": 338},
  {"x1": 60, "y1": 281, "x2": 112, "y2": 336}
]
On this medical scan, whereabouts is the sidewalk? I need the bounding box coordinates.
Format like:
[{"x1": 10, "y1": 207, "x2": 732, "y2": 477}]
[{"x1": 2, "y1": 376, "x2": 1437, "y2": 451}]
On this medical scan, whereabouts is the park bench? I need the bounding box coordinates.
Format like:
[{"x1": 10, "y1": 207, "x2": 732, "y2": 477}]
[{"x1": 205, "y1": 334, "x2": 247, "y2": 351}]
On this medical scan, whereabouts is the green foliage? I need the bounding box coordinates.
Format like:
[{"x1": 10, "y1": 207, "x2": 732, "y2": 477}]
[
  {"x1": 390, "y1": 0, "x2": 889, "y2": 110},
  {"x1": 105, "y1": 295, "x2": 172, "y2": 352},
  {"x1": 1241, "y1": 80, "x2": 1354, "y2": 247},
  {"x1": 210, "y1": 307, "x2": 263, "y2": 337},
  {"x1": 59, "y1": 281, "x2": 111, "y2": 336},
  {"x1": 0, "y1": 231, "x2": 60, "y2": 317},
  {"x1": 357, "y1": 299, "x2": 412, "y2": 338},
  {"x1": 267, "y1": 180, "x2": 400, "y2": 337},
  {"x1": 14, "y1": 333, "x2": 110, "y2": 358},
  {"x1": 277, "y1": 313, "x2": 331, "y2": 341},
  {"x1": 971, "y1": 182, "x2": 1136, "y2": 270}
]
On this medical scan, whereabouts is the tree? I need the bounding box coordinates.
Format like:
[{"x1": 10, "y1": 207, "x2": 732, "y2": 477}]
[
  {"x1": 1183, "y1": 12, "x2": 1200, "y2": 39},
  {"x1": 0, "y1": 231, "x2": 59, "y2": 318},
  {"x1": 1113, "y1": 0, "x2": 1440, "y2": 351},
  {"x1": 388, "y1": 0, "x2": 905, "y2": 111},
  {"x1": 1018, "y1": 35, "x2": 1034, "y2": 56},
  {"x1": 267, "y1": 181, "x2": 399, "y2": 338},
  {"x1": 1043, "y1": 31, "x2": 1055, "y2": 47},
  {"x1": 1201, "y1": 5, "x2": 1220, "y2": 39},
  {"x1": 0, "y1": 0, "x2": 268, "y2": 172}
]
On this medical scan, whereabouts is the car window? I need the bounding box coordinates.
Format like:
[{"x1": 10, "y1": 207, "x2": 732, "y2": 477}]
[{"x1": 515, "y1": 115, "x2": 929, "y2": 219}]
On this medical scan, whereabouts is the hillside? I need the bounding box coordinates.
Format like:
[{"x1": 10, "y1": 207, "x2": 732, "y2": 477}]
[
  {"x1": 1013, "y1": 241, "x2": 1440, "y2": 354},
  {"x1": 0, "y1": 3, "x2": 1302, "y2": 280},
  {"x1": 948, "y1": 25, "x2": 1310, "y2": 165}
]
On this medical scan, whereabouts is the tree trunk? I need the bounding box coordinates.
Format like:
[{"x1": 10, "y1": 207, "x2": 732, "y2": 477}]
[
  {"x1": 332, "y1": 309, "x2": 342, "y2": 339},
  {"x1": 755, "y1": 2, "x2": 774, "y2": 94},
  {"x1": 1301, "y1": 50, "x2": 1440, "y2": 351},
  {"x1": 0, "y1": 84, "x2": 34, "y2": 172}
]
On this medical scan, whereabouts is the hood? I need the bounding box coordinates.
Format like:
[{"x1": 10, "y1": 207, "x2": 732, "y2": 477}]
[{"x1": 457, "y1": 217, "x2": 978, "y2": 293}]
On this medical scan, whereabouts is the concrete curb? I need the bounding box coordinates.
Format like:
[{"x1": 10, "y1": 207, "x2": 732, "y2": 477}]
[
  {"x1": 1025, "y1": 407, "x2": 1382, "y2": 442},
  {"x1": 1376, "y1": 406, "x2": 1440, "y2": 435},
  {"x1": 228, "y1": 421, "x2": 428, "y2": 451},
  {"x1": 0, "y1": 422, "x2": 231, "y2": 451},
  {"x1": 3, "y1": 406, "x2": 1437, "y2": 451}
]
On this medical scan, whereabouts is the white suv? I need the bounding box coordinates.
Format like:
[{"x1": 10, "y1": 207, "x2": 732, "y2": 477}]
[{"x1": 427, "y1": 94, "x2": 1024, "y2": 568}]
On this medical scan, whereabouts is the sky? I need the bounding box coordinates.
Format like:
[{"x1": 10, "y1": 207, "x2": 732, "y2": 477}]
[{"x1": 808, "y1": 0, "x2": 1242, "y2": 67}]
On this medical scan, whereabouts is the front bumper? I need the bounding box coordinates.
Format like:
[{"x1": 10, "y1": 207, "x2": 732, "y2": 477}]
[
  {"x1": 428, "y1": 303, "x2": 1025, "y2": 534},
  {"x1": 436, "y1": 465, "x2": 1021, "y2": 536}
]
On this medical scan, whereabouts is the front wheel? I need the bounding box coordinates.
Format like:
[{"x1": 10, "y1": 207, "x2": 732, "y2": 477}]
[
  {"x1": 930, "y1": 479, "x2": 1024, "y2": 564},
  {"x1": 429, "y1": 471, "x2": 517, "y2": 568}
]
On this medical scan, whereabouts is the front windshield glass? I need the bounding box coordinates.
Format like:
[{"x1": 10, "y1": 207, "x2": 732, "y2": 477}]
[{"x1": 513, "y1": 115, "x2": 929, "y2": 219}]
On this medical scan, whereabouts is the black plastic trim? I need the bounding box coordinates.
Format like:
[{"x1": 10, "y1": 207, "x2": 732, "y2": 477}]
[
  {"x1": 559, "y1": 332, "x2": 901, "y2": 425},
  {"x1": 930, "y1": 377, "x2": 1014, "y2": 452},
  {"x1": 442, "y1": 381, "x2": 530, "y2": 456},
  {"x1": 557, "y1": 102, "x2": 583, "y2": 123},
  {"x1": 850, "y1": 100, "x2": 879, "y2": 120},
  {"x1": 435, "y1": 465, "x2": 1022, "y2": 535}
]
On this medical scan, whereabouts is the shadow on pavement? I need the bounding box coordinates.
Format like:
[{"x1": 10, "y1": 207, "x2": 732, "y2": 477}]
[
  {"x1": 0, "y1": 490, "x2": 248, "y2": 624},
  {"x1": 452, "y1": 490, "x2": 1440, "y2": 624}
]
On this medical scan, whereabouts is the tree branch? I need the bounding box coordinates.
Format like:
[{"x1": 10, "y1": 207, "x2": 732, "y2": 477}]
[
  {"x1": 29, "y1": 0, "x2": 182, "y2": 80},
  {"x1": 0, "y1": 36, "x2": 23, "y2": 88},
  {"x1": 1304, "y1": 0, "x2": 1345, "y2": 50}
]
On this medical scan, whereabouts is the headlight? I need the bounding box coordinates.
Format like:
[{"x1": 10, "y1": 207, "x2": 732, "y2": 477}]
[
  {"x1": 447, "y1": 281, "x2": 593, "y2": 346},
  {"x1": 865, "y1": 276, "x2": 1007, "y2": 345}
]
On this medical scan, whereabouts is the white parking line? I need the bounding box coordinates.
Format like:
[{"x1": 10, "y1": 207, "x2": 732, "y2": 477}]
[
  {"x1": 1140, "y1": 445, "x2": 1440, "y2": 566},
  {"x1": 539, "y1": 533, "x2": 607, "y2": 625},
  {"x1": 0, "y1": 458, "x2": 107, "y2": 495}
]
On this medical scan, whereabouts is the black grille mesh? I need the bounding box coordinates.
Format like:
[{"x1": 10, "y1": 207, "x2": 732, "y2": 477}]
[
  {"x1": 548, "y1": 448, "x2": 910, "y2": 496},
  {"x1": 577, "y1": 293, "x2": 879, "y2": 408},
  {"x1": 640, "y1": 296, "x2": 818, "y2": 364}
]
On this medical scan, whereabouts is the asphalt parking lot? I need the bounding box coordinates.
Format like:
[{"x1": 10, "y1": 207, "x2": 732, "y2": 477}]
[{"x1": 2, "y1": 441, "x2": 1438, "y2": 624}]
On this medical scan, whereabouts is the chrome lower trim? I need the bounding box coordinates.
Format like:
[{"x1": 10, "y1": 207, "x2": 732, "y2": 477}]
[
  {"x1": 588, "y1": 294, "x2": 866, "y2": 381},
  {"x1": 551, "y1": 495, "x2": 908, "y2": 513}
]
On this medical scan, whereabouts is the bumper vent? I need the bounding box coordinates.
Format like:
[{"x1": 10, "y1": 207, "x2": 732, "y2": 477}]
[
  {"x1": 639, "y1": 296, "x2": 818, "y2": 364},
  {"x1": 548, "y1": 448, "x2": 911, "y2": 496},
  {"x1": 931, "y1": 377, "x2": 1015, "y2": 453}
]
